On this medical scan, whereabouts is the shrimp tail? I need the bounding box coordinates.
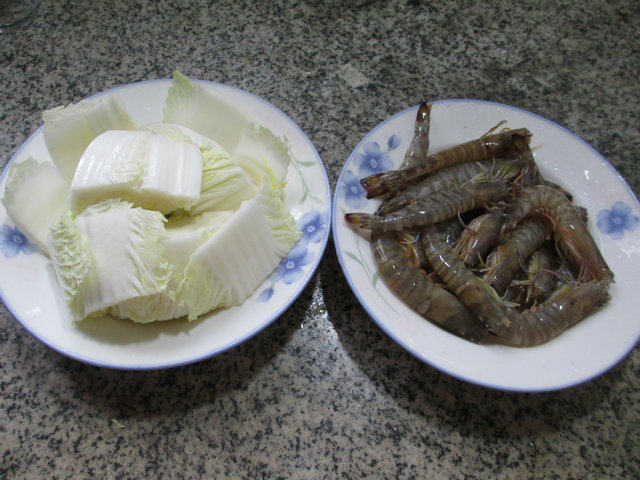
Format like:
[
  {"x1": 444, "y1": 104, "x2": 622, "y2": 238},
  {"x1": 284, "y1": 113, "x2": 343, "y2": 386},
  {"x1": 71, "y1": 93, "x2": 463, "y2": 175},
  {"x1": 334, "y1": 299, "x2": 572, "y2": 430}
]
[
  {"x1": 360, "y1": 170, "x2": 405, "y2": 198},
  {"x1": 344, "y1": 212, "x2": 375, "y2": 228}
]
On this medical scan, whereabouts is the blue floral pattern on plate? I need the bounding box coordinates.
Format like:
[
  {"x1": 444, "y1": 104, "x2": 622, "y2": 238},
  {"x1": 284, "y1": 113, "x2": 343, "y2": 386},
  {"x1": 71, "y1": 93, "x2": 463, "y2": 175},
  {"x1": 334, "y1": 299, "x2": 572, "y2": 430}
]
[
  {"x1": 257, "y1": 209, "x2": 328, "y2": 302},
  {"x1": 0, "y1": 225, "x2": 37, "y2": 258},
  {"x1": 340, "y1": 134, "x2": 402, "y2": 210},
  {"x1": 597, "y1": 201, "x2": 639, "y2": 240},
  {"x1": 340, "y1": 170, "x2": 367, "y2": 209},
  {"x1": 355, "y1": 140, "x2": 394, "y2": 177}
]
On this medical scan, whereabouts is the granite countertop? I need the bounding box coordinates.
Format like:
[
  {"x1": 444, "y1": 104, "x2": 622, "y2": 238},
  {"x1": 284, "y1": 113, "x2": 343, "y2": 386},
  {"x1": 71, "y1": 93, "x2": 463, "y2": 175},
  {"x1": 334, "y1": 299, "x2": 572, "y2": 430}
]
[{"x1": 1, "y1": 1, "x2": 639, "y2": 478}]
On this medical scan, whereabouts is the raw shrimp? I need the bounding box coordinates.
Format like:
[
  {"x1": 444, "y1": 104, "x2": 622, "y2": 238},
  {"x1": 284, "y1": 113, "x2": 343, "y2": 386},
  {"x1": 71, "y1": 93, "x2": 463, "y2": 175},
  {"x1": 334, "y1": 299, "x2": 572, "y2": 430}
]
[
  {"x1": 421, "y1": 225, "x2": 610, "y2": 347},
  {"x1": 501, "y1": 185, "x2": 613, "y2": 282},
  {"x1": 483, "y1": 216, "x2": 550, "y2": 294},
  {"x1": 360, "y1": 128, "x2": 531, "y2": 198},
  {"x1": 400, "y1": 101, "x2": 432, "y2": 170},
  {"x1": 372, "y1": 231, "x2": 487, "y2": 343},
  {"x1": 377, "y1": 158, "x2": 526, "y2": 215},
  {"x1": 345, "y1": 180, "x2": 510, "y2": 232},
  {"x1": 454, "y1": 209, "x2": 505, "y2": 266}
]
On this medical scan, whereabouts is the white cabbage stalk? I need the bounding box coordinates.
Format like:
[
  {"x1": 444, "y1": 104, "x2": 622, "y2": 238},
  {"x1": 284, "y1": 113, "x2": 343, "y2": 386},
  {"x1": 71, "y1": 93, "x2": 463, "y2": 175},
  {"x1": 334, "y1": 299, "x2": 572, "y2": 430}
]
[
  {"x1": 233, "y1": 123, "x2": 293, "y2": 185},
  {"x1": 48, "y1": 200, "x2": 171, "y2": 321},
  {"x1": 143, "y1": 123, "x2": 257, "y2": 214},
  {"x1": 70, "y1": 130, "x2": 203, "y2": 214},
  {"x1": 1, "y1": 157, "x2": 69, "y2": 254},
  {"x1": 110, "y1": 211, "x2": 232, "y2": 323},
  {"x1": 43, "y1": 93, "x2": 137, "y2": 181},
  {"x1": 163, "y1": 70, "x2": 249, "y2": 154},
  {"x1": 179, "y1": 170, "x2": 302, "y2": 320}
]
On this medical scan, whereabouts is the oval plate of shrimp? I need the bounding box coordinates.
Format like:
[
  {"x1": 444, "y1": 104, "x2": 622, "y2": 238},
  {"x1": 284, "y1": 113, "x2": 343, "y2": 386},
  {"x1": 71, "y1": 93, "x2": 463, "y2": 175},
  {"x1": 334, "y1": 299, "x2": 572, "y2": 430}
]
[{"x1": 333, "y1": 99, "x2": 640, "y2": 392}]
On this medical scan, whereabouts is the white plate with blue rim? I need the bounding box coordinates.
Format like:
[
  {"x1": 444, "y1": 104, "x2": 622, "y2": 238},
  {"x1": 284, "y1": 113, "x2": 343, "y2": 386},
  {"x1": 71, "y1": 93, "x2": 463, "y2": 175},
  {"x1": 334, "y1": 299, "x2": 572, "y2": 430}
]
[
  {"x1": 0, "y1": 79, "x2": 331, "y2": 370},
  {"x1": 332, "y1": 99, "x2": 640, "y2": 392}
]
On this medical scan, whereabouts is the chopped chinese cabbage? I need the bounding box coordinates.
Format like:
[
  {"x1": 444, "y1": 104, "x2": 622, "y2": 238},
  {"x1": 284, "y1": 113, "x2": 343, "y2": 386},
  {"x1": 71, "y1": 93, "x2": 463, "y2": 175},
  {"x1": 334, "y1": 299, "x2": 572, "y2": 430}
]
[
  {"x1": 109, "y1": 211, "x2": 233, "y2": 323},
  {"x1": 233, "y1": 123, "x2": 293, "y2": 185},
  {"x1": 47, "y1": 212, "x2": 93, "y2": 319},
  {"x1": 189, "y1": 145, "x2": 257, "y2": 215},
  {"x1": 163, "y1": 71, "x2": 249, "y2": 154},
  {"x1": 162, "y1": 211, "x2": 234, "y2": 268},
  {"x1": 48, "y1": 200, "x2": 171, "y2": 321},
  {"x1": 178, "y1": 170, "x2": 302, "y2": 320},
  {"x1": 70, "y1": 130, "x2": 203, "y2": 214},
  {"x1": 143, "y1": 123, "x2": 257, "y2": 214},
  {"x1": 1, "y1": 157, "x2": 69, "y2": 254},
  {"x1": 43, "y1": 93, "x2": 137, "y2": 181}
]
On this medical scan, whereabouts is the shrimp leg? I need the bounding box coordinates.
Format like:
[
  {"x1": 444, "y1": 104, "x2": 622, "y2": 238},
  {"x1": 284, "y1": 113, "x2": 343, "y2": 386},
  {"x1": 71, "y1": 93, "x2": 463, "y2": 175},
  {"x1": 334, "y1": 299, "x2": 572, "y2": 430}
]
[
  {"x1": 372, "y1": 231, "x2": 488, "y2": 343},
  {"x1": 360, "y1": 128, "x2": 531, "y2": 198},
  {"x1": 395, "y1": 217, "x2": 464, "y2": 270},
  {"x1": 522, "y1": 245, "x2": 557, "y2": 307},
  {"x1": 345, "y1": 180, "x2": 509, "y2": 232},
  {"x1": 502, "y1": 185, "x2": 613, "y2": 282}
]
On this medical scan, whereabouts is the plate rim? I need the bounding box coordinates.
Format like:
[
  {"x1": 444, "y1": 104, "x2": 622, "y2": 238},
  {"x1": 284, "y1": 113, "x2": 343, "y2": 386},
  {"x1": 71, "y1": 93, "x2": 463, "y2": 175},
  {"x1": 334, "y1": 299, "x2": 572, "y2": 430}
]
[
  {"x1": 332, "y1": 98, "x2": 640, "y2": 392},
  {"x1": 0, "y1": 78, "x2": 331, "y2": 370}
]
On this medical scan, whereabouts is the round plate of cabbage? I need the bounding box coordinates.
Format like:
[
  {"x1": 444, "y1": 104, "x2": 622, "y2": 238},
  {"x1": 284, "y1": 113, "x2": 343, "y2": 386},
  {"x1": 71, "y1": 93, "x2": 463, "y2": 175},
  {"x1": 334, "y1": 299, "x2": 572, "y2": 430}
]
[{"x1": 0, "y1": 72, "x2": 330, "y2": 369}]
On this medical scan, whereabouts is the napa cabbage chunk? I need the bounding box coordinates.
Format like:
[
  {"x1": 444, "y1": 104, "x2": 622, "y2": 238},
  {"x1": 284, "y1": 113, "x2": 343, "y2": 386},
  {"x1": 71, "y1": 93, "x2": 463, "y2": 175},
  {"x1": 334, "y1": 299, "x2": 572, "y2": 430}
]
[
  {"x1": 163, "y1": 71, "x2": 249, "y2": 154},
  {"x1": 233, "y1": 123, "x2": 293, "y2": 185},
  {"x1": 1, "y1": 157, "x2": 70, "y2": 254},
  {"x1": 48, "y1": 200, "x2": 171, "y2": 321},
  {"x1": 43, "y1": 92, "x2": 137, "y2": 181},
  {"x1": 110, "y1": 211, "x2": 232, "y2": 323},
  {"x1": 178, "y1": 170, "x2": 302, "y2": 320},
  {"x1": 143, "y1": 123, "x2": 257, "y2": 214},
  {"x1": 69, "y1": 130, "x2": 203, "y2": 214}
]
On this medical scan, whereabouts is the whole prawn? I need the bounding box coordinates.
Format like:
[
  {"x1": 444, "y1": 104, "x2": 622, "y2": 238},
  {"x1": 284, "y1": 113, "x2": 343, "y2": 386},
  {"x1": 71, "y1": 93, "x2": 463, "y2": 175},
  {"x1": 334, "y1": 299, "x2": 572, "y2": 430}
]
[
  {"x1": 377, "y1": 158, "x2": 527, "y2": 215},
  {"x1": 360, "y1": 128, "x2": 531, "y2": 198},
  {"x1": 501, "y1": 186, "x2": 613, "y2": 282},
  {"x1": 372, "y1": 231, "x2": 487, "y2": 343},
  {"x1": 421, "y1": 225, "x2": 610, "y2": 347},
  {"x1": 345, "y1": 180, "x2": 510, "y2": 232}
]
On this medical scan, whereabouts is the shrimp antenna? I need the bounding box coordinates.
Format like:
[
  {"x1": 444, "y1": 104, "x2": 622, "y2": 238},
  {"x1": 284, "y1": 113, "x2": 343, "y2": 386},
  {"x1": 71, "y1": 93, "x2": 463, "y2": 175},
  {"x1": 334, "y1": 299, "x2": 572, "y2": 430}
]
[
  {"x1": 482, "y1": 120, "x2": 508, "y2": 137},
  {"x1": 456, "y1": 210, "x2": 470, "y2": 229}
]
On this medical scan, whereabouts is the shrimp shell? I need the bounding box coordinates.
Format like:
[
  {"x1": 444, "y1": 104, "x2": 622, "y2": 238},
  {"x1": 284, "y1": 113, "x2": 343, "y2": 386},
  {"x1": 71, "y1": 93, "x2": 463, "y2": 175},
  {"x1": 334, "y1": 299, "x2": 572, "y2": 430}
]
[
  {"x1": 454, "y1": 210, "x2": 505, "y2": 266},
  {"x1": 483, "y1": 216, "x2": 550, "y2": 293},
  {"x1": 345, "y1": 180, "x2": 510, "y2": 232},
  {"x1": 502, "y1": 186, "x2": 613, "y2": 282},
  {"x1": 491, "y1": 280, "x2": 610, "y2": 347},
  {"x1": 372, "y1": 231, "x2": 487, "y2": 343},
  {"x1": 360, "y1": 128, "x2": 531, "y2": 198}
]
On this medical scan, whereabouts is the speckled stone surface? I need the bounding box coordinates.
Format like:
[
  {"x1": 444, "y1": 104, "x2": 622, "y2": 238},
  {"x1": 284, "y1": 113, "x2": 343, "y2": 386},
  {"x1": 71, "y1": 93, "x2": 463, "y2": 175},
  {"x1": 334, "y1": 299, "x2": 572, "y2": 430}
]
[{"x1": 1, "y1": 1, "x2": 639, "y2": 478}]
